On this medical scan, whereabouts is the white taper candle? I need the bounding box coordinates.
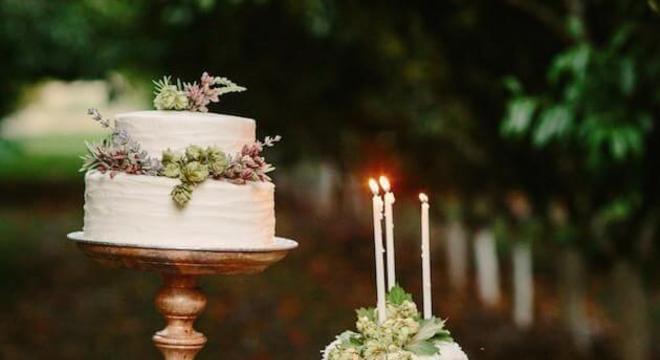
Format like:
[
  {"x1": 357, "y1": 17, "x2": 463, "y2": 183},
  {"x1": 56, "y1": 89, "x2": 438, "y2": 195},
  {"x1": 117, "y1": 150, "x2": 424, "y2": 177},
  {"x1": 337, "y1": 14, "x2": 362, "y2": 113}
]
[
  {"x1": 379, "y1": 176, "x2": 396, "y2": 290},
  {"x1": 369, "y1": 179, "x2": 387, "y2": 323},
  {"x1": 420, "y1": 193, "x2": 432, "y2": 319}
]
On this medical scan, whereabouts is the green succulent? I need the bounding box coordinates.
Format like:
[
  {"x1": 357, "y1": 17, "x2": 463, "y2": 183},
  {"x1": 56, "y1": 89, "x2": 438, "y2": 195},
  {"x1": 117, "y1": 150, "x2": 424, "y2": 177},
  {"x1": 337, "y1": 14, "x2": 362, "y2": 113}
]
[
  {"x1": 162, "y1": 148, "x2": 182, "y2": 165},
  {"x1": 153, "y1": 76, "x2": 188, "y2": 111},
  {"x1": 182, "y1": 161, "x2": 209, "y2": 183},
  {"x1": 185, "y1": 145, "x2": 204, "y2": 161},
  {"x1": 208, "y1": 154, "x2": 229, "y2": 176},
  {"x1": 205, "y1": 145, "x2": 224, "y2": 161},
  {"x1": 162, "y1": 162, "x2": 181, "y2": 178},
  {"x1": 171, "y1": 183, "x2": 193, "y2": 207},
  {"x1": 158, "y1": 138, "x2": 277, "y2": 207}
]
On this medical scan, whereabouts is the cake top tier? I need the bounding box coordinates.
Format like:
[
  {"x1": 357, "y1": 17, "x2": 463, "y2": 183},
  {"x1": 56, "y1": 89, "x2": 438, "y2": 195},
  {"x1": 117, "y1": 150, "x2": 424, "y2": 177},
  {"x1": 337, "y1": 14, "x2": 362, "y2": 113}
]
[{"x1": 115, "y1": 111, "x2": 256, "y2": 158}]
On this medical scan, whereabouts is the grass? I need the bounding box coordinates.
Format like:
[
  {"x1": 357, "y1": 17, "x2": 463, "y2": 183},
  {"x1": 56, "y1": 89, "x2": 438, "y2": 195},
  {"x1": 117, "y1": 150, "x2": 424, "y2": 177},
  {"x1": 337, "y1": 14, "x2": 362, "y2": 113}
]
[{"x1": 0, "y1": 133, "x2": 104, "y2": 182}]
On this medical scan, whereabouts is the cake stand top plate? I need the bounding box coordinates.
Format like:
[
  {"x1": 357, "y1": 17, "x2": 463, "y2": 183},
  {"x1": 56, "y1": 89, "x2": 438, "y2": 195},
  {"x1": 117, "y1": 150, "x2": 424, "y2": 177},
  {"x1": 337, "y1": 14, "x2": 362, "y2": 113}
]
[{"x1": 68, "y1": 231, "x2": 298, "y2": 276}]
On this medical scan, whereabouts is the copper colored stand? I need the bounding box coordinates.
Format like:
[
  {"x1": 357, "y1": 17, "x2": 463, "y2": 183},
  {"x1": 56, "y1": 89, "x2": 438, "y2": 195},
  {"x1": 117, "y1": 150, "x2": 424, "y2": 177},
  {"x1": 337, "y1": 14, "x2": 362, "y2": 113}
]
[{"x1": 73, "y1": 240, "x2": 295, "y2": 359}]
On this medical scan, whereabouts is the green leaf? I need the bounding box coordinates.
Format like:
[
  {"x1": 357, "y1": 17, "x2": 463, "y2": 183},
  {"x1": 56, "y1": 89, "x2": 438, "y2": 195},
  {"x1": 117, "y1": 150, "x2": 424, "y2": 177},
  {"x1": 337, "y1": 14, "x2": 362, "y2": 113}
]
[
  {"x1": 609, "y1": 126, "x2": 644, "y2": 161},
  {"x1": 501, "y1": 97, "x2": 537, "y2": 137},
  {"x1": 406, "y1": 340, "x2": 438, "y2": 356},
  {"x1": 610, "y1": 24, "x2": 634, "y2": 50},
  {"x1": 502, "y1": 76, "x2": 523, "y2": 95},
  {"x1": 650, "y1": 0, "x2": 659, "y2": 13},
  {"x1": 548, "y1": 44, "x2": 591, "y2": 83},
  {"x1": 337, "y1": 330, "x2": 362, "y2": 346},
  {"x1": 356, "y1": 307, "x2": 376, "y2": 321},
  {"x1": 566, "y1": 16, "x2": 586, "y2": 39},
  {"x1": 532, "y1": 105, "x2": 573, "y2": 146},
  {"x1": 386, "y1": 285, "x2": 413, "y2": 305},
  {"x1": 411, "y1": 317, "x2": 447, "y2": 342},
  {"x1": 619, "y1": 58, "x2": 635, "y2": 96}
]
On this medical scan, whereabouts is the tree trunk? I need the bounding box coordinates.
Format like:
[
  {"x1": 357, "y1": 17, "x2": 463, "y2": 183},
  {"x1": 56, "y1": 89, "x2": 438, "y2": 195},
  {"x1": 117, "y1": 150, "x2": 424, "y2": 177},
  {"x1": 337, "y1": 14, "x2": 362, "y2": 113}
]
[
  {"x1": 446, "y1": 220, "x2": 468, "y2": 291},
  {"x1": 474, "y1": 228, "x2": 501, "y2": 307},
  {"x1": 512, "y1": 242, "x2": 533, "y2": 329},
  {"x1": 316, "y1": 162, "x2": 339, "y2": 215},
  {"x1": 558, "y1": 248, "x2": 591, "y2": 352},
  {"x1": 613, "y1": 261, "x2": 650, "y2": 360}
]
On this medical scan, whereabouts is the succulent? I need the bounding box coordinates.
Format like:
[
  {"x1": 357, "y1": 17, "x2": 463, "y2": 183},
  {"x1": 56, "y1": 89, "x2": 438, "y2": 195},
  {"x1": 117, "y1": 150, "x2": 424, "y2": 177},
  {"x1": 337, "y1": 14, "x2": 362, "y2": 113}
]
[
  {"x1": 185, "y1": 145, "x2": 204, "y2": 162},
  {"x1": 161, "y1": 162, "x2": 181, "y2": 178},
  {"x1": 153, "y1": 76, "x2": 189, "y2": 110},
  {"x1": 162, "y1": 148, "x2": 183, "y2": 164},
  {"x1": 182, "y1": 161, "x2": 209, "y2": 183},
  {"x1": 208, "y1": 154, "x2": 229, "y2": 176},
  {"x1": 171, "y1": 183, "x2": 193, "y2": 207},
  {"x1": 153, "y1": 72, "x2": 246, "y2": 113}
]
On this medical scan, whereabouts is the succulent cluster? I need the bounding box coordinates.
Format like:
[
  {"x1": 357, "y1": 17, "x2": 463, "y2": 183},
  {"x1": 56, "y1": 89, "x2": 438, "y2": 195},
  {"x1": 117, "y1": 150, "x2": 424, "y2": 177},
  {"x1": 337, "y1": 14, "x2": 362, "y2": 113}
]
[
  {"x1": 80, "y1": 106, "x2": 279, "y2": 207},
  {"x1": 160, "y1": 145, "x2": 230, "y2": 206},
  {"x1": 325, "y1": 286, "x2": 452, "y2": 360},
  {"x1": 80, "y1": 109, "x2": 161, "y2": 176},
  {"x1": 160, "y1": 136, "x2": 279, "y2": 206},
  {"x1": 153, "y1": 72, "x2": 246, "y2": 112}
]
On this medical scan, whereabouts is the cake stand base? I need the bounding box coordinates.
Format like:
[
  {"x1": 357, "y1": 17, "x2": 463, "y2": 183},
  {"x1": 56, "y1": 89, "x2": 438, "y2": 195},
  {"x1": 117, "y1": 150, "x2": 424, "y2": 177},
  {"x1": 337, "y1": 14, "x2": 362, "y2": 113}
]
[{"x1": 72, "y1": 238, "x2": 297, "y2": 360}]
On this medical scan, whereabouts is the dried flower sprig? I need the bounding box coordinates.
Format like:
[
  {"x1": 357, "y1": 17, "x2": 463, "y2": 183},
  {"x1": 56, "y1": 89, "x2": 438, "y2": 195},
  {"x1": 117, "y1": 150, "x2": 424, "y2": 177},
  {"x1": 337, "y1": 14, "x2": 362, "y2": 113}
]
[
  {"x1": 221, "y1": 135, "x2": 281, "y2": 184},
  {"x1": 80, "y1": 109, "x2": 162, "y2": 176},
  {"x1": 154, "y1": 72, "x2": 246, "y2": 112}
]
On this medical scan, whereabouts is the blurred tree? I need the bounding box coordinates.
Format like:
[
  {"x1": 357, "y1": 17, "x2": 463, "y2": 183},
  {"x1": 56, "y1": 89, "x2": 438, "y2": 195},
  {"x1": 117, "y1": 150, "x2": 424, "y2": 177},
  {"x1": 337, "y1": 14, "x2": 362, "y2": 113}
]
[
  {"x1": 500, "y1": 1, "x2": 659, "y2": 358},
  {"x1": 500, "y1": 0, "x2": 660, "y2": 262}
]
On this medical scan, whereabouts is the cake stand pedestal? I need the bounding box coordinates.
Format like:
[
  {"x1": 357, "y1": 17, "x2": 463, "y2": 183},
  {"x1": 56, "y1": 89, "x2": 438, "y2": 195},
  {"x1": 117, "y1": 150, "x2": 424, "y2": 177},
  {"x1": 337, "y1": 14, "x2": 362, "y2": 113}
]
[{"x1": 68, "y1": 233, "x2": 297, "y2": 360}]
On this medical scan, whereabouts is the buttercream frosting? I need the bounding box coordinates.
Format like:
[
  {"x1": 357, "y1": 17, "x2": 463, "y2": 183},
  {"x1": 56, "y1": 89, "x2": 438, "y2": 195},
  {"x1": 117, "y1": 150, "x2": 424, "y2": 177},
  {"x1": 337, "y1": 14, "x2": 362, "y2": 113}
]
[{"x1": 83, "y1": 171, "x2": 275, "y2": 249}]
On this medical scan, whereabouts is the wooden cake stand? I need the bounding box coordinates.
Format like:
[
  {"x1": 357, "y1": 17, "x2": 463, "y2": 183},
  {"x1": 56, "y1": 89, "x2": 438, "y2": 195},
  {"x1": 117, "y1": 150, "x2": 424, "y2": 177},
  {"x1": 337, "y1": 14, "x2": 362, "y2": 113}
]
[{"x1": 68, "y1": 232, "x2": 297, "y2": 360}]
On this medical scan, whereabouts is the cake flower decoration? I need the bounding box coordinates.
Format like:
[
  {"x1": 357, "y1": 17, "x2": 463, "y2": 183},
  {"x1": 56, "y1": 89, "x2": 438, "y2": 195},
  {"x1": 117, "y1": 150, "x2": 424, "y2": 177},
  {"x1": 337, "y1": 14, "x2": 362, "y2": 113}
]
[
  {"x1": 322, "y1": 286, "x2": 460, "y2": 360},
  {"x1": 80, "y1": 108, "x2": 280, "y2": 208},
  {"x1": 153, "y1": 72, "x2": 246, "y2": 112},
  {"x1": 80, "y1": 108, "x2": 162, "y2": 177}
]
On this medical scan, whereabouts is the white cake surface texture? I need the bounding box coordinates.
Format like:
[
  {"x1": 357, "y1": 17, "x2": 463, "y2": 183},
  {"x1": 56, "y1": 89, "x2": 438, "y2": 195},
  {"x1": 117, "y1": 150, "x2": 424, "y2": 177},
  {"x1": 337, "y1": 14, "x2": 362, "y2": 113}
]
[
  {"x1": 115, "y1": 111, "x2": 255, "y2": 158},
  {"x1": 82, "y1": 110, "x2": 277, "y2": 249}
]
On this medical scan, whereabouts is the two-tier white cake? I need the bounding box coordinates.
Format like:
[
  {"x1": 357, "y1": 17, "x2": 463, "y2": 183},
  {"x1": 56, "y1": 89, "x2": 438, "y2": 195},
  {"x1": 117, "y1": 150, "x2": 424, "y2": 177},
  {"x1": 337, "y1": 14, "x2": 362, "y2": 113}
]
[
  {"x1": 79, "y1": 73, "x2": 280, "y2": 250},
  {"x1": 83, "y1": 111, "x2": 275, "y2": 249}
]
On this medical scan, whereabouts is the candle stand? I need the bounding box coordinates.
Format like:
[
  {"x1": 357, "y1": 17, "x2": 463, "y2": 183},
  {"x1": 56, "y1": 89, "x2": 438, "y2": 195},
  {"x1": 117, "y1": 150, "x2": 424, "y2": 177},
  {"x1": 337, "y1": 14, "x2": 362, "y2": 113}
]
[{"x1": 68, "y1": 232, "x2": 297, "y2": 360}]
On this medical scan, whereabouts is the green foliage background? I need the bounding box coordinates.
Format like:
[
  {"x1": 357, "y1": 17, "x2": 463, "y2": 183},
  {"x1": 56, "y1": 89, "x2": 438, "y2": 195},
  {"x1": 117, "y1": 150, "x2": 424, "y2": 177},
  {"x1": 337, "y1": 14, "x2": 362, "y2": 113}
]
[{"x1": 2, "y1": 0, "x2": 659, "y2": 261}]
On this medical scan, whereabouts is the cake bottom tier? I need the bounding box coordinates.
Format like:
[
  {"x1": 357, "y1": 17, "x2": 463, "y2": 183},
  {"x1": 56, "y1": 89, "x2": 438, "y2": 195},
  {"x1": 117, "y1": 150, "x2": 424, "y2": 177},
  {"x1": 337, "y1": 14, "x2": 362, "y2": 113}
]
[{"x1": 83, "y1": 171, "x2": 275, "y2": 249}]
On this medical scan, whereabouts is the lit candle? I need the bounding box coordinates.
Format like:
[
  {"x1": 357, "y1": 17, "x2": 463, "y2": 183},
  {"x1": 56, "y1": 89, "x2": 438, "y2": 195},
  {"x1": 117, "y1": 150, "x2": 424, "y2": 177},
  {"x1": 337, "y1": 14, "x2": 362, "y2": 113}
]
[
  {"x1": 419, "y1": 193, "x2": 432, "y2": 319},
  {"x1": 369, "y1": 179, "x2": 387, "y2": 323},
  {"x1": 379, "y1": 175, "x2": 396, "y2": 290}
]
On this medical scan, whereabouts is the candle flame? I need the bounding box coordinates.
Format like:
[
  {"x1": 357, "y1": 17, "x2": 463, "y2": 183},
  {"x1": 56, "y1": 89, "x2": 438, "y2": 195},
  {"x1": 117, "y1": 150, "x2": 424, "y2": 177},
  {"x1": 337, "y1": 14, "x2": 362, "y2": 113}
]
[
  {"x1": 419, "y1": 193, "x2": 429, "y2": 203},
  {"x1": 378, "y1": 176, "x2": 391, "y2": 192},
  {"x1": 368, "y1": 178, "x2": 380, "y2": 195}
]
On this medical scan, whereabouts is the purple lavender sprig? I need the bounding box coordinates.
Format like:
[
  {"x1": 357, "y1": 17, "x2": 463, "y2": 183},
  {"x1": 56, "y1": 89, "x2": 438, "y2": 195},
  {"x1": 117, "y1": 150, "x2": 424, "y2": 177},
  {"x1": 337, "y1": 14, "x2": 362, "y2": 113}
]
[
  {"x1": 81, "y1": 108, "x2": 162, "y2": 176},
  {"x1": 220, "y1": 135, "x2": 281, "y2": 184}
]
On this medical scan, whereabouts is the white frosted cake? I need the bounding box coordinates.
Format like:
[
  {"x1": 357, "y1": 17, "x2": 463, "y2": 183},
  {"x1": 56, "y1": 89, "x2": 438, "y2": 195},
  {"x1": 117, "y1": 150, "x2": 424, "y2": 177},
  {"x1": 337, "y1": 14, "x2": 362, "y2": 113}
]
[
  {"x1": 83, "y1": 111, "x2": 275, "y2": 249},
  {"x1": 80, "y1": 73, "x2": 280, "y2": 249},
  {"x1": 115, "y1": 111, "x2": 254, "y2": 157}
]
